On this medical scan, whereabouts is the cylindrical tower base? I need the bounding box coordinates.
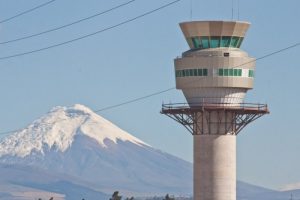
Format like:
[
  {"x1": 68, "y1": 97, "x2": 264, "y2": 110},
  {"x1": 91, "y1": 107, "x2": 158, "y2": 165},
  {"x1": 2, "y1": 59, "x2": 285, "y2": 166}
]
[{"x1": 194, "y1": 135, "x2": 236, "y2": 200}]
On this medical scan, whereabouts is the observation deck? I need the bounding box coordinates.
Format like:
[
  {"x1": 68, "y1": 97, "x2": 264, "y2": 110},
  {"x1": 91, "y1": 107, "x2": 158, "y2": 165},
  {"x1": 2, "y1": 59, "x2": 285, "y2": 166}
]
[{"x1": 161, "y1": 102, "x2": 269, "y2": 135}]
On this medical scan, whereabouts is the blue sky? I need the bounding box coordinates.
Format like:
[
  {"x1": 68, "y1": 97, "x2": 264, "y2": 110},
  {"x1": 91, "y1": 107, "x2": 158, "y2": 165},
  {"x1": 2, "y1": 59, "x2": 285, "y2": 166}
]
[{"x1": 0, "y1": 0, "x2": 299, "y2": 190}]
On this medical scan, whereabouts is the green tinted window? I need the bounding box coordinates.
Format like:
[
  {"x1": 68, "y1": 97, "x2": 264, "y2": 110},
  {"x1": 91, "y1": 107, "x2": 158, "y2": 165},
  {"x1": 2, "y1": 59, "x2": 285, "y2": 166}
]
[
  {"x1": 192, "y1": 37, "x2": 201, "y2": 48},
  {"x1": 238, "y1": 69, "x2": 242, "y2": 76},
  {"x1": 210, "y1": 36, "x2": 220, "y2": 48},
  {"x1": 221, "y1": 36, "x2": 231, "y2": 47},
  {"x1": 216, "y1": 68, "x2": 255, "y2": 77},
  {"x1": 201, "y1": 36, "x2": 210, "y2": 49},
  {"x1": 186, "y1": 69, "x2": 190, "y2": 76},
  {"x1": 175, "y1": 68, "x2": 209, "y2": 77},
  {"x1": 248, "y1": 70, "x2": 254, "y2": 77},
  {"x1": 229, "y1": 69, "x2": 233, "y2": 76},
  {"x1": 218, "y1": 69, "x2": 223, "y2": 76},
  {"x1": 198, "y1": 69, "x2": 202, "y2": 76},
  {"x1": 189, "y1": 36, "x2": 244, "y2": 49},
  {"x1": 230, "y1": 36, "x2": 239, "y2": 47},
  {"x1": 224, "y1": 69, "x2": 229, "y2": 76},
  {"x1": 237, "y1": 37, "x2": 244, "y2": 48},
  {"x1": 193, "y1": 69, "x2": 198, "y2": 76},
  {"x1": 234, "y1": 69, "x2": 238, "y2": 76}
]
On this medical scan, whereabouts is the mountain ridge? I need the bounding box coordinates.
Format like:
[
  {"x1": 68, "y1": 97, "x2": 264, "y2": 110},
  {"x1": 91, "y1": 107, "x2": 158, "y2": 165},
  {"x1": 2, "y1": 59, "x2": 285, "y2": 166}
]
[
  {"x1": 0, "y1": 104, "x2": 192, "y2": 197},
  {"x1": 0, "y1": 104, "x2": 298, "y2": 200},
  {"x1": 0, "y1": 104, "x2": 148, "y2": 158}
]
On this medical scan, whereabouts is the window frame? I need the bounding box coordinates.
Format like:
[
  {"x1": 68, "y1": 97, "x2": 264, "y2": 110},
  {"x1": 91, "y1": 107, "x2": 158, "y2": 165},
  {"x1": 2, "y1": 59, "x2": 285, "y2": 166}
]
[
  {"x1": 201, "y1": 36, "x2": 210, "y2": 49},
  {"x1": 220, "y1": 36, "x2": 231, "y2": 47},
  {"x1": 210, "y1": 36, "x2": 221, "y2": 48}
]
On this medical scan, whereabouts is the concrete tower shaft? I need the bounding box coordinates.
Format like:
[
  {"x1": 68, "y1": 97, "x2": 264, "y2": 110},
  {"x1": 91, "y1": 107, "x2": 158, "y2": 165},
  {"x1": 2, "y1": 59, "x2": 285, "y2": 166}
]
[
  {"x1": 194, "y1": 135, "x2": 236, "y2": 200},
  {"x1": 162, "y1": 105, "x2": 268, "y2": 200},
  {"x1": 161, "y1": 20, "x2": 269, "y2": 200}
]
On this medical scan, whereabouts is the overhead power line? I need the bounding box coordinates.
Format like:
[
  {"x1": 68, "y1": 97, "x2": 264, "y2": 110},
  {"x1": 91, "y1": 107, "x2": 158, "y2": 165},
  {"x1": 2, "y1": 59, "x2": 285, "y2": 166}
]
[
  {"x1": 0, "y1": 0, "x2": 58, "y2": 24},
  {"x1": 0, "y1": 0, "x2": 137, "y2": 45},
  {"x1": 91, "y1": 42, "x2": 300, "y2": 113},
  {"x1": 0, "y1": 88, "x2": 175, "y2": 136},
  {"x1": 0, "y1": 0, "x2": 182, "y2": 61},
  {"x1": 0, "y1": 42, "x2": 299, "y2": 136},
  {"x1": 231, "y1": 42, "x2": 300, "y2": 69},
  {"x1": 94, "y1": 87, "x2": 175, "y2": 112}
]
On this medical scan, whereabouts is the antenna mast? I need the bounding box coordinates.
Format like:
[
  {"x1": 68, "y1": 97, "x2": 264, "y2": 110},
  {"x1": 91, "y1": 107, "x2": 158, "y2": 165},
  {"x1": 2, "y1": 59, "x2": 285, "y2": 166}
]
[
  {"x1": 190, "y1": 0, "x2": 193, "y2": 20},
  {"x1": 231, "y1": 0, "x2": 234, "y2": 20},
  {"x1": 238, "y1": 0, "x2": 240, "y2": 20}
]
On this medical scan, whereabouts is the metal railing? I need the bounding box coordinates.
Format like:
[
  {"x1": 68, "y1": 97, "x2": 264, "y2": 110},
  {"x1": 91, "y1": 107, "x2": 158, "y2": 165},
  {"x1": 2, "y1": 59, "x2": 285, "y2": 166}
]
[{"x1": 162, "y1": 102, "x2": 268, "y2": 111}]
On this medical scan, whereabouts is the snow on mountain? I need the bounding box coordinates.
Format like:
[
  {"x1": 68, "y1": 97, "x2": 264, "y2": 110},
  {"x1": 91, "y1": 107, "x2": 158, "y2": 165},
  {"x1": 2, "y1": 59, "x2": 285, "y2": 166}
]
[
  {"x1": 0, "y1": 104, "x2": 298, "y2": 200},
  {"x1": 0, "y1": 104, "x2": 147, "y2": 158},
  {"x1": 279, "y1": 182, "x2": 300, "y2": 191},
  {"x1": 0, "y1": 104, "x2": 192, "y2": 196}
]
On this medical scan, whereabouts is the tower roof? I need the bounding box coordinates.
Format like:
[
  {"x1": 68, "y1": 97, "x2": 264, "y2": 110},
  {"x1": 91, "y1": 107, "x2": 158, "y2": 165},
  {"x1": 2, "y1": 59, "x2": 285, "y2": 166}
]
[
  {"x1": 180, "y1": 21, "x2": 250, "y2": 38},
  {"x1": 179, "y1": 21, "x2": 250, "y2": 50}
]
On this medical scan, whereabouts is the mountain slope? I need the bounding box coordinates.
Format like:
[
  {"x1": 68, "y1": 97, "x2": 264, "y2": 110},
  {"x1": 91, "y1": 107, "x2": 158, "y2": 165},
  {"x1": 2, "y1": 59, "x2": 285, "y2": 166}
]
[
  {"x1": 0, "y1": 104, "x2": 192, "y2": 196},
  {"x1": 0, "y1": 104, "x2": 296, "y2": 200},
  {"x1": 237, "y1": 181, "x2": 300, "y2": 200},
  {"x1": 0, "y1": 164, "x2": 107, "y2": 200},
  {"x1": 0, "y1": 104, "x2": 147, "y2": 158}
]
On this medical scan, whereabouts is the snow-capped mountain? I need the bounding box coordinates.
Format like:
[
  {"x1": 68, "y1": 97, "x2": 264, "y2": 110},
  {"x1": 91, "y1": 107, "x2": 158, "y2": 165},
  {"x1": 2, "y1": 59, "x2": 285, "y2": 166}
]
[
  {"x1": 0, "y1": 104, "x2": 147, "y2": 158},
  {"x1": 0, "y1": 104, "x2": 192, "y2": 197},
  {"x1": 0, "y1": 104, "x2": 298, "y2": 200}
]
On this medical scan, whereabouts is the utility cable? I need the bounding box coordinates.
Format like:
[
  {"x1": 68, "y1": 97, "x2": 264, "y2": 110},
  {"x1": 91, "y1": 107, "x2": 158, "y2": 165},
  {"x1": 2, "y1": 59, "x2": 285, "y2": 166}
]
[
  {"x1": 0, "y1": 0, "x2": 58, "y2": 24},
  {"x1": 0, "y1": 0, "x2": 182, "y2": 60},
  {"x1": 0, "y1": 41, "x2": 299, "y2": 136},
  {"x1": 230, "y1": 42, "x2": 300, "y2": 69},
  {"x1": 91, "y1": 42, "x2": 300, "y2": 112},
  {"x1": 0, "y1": 88, "x2": 175, "y2": 136},
  {"x1": 94, "y1": 87, "x2": 175, "y2": 112},
  {"x1": 0, "y1": 0, "x2": 137, "y2": 45}
]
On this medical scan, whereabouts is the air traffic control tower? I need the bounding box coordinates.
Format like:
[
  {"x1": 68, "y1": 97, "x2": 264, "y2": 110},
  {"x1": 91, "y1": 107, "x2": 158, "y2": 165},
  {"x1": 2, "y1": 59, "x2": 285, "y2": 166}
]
[{"x1": 161, "y1": 21, "x2": 269, "y2": 200}]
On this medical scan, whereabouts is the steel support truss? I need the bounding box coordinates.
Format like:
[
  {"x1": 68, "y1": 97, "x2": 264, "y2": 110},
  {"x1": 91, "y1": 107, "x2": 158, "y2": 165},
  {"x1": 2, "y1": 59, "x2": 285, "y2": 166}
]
[{"x1": 161, "y1": 103, "x2": 269, "y2": 135}]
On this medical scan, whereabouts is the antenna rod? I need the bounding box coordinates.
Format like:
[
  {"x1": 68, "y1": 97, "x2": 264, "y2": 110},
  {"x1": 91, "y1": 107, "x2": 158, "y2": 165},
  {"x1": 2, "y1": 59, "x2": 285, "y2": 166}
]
[
  {"x1": 238, "y1": 0, "x2": 240, "y2": 20},
  {"x1": 190, "y1": 0, "x2": 193, "y2": 20},
  {"x1": 231, "y1": 0, "x2": 234, "y2": 20}
]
